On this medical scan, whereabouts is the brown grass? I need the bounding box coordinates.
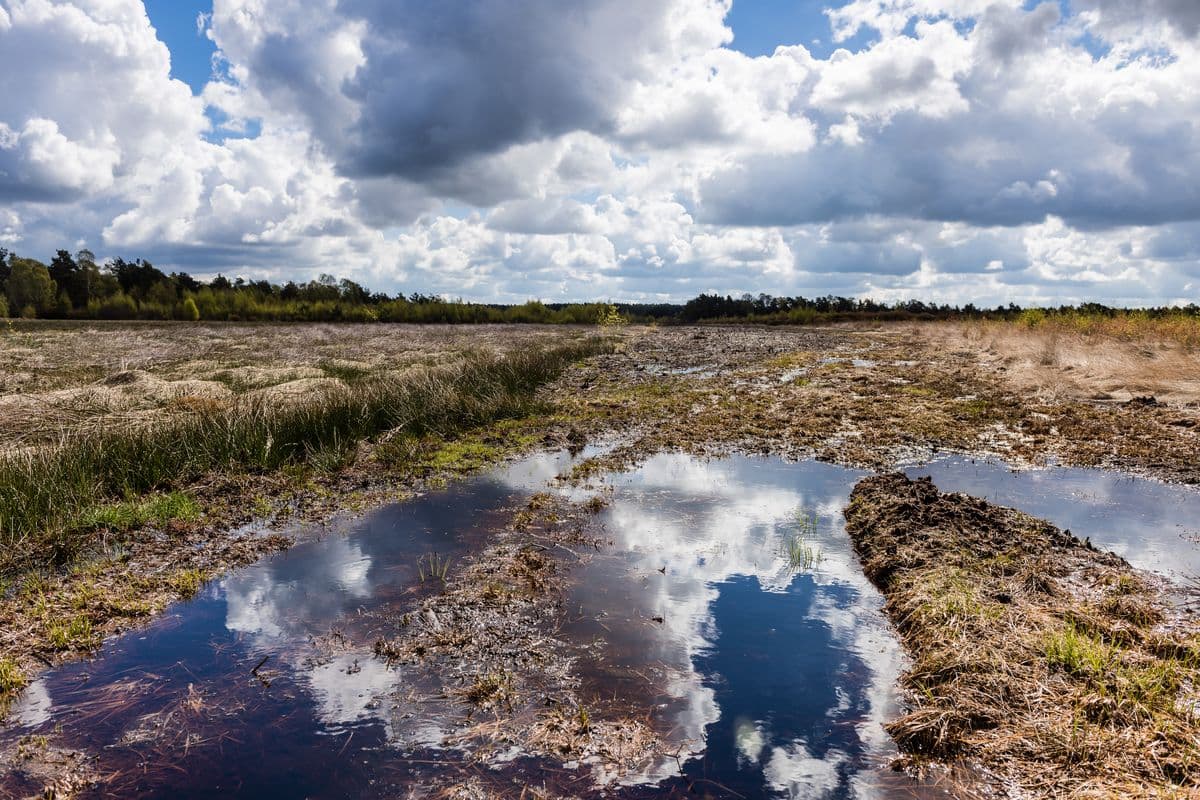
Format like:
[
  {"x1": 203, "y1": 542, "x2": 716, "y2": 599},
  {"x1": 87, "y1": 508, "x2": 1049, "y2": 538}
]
[
  {"x1": 0, "y1": 321, "x2": 587, "y2": 448},
  {"x1": 845, "y1": 473, "x2": 1200, "y2": 798},
  {"x1": 922, "y1": 320, "x2": 1200, "y2": 405}
]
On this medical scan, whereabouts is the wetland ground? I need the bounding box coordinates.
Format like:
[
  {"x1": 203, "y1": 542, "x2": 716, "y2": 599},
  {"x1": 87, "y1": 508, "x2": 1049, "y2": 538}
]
[{"x1": 1, "y1": 319, "x2": 1198, "y2": 799}]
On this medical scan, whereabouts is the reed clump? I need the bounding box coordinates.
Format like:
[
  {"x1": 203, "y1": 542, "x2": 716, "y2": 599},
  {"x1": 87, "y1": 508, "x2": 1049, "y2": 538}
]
[
  {"x1": 0, "y1": 339, "x2": 610, "y2": 574},
  {"x1": 845, "y1": 473, "x2": 1200, "y2": 797}
]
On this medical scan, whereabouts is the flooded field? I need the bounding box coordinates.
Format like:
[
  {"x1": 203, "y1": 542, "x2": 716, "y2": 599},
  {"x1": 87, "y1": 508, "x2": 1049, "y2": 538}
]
[
  {"x1": 4, "y1": 322, "x2": 1200, "y2": 798},
  {"x1": 6, "y1": 445, "x2": 1199, "y2": 798}
]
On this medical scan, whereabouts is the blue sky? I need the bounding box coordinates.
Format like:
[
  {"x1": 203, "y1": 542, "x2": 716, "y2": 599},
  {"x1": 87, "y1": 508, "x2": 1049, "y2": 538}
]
[
  {"x1": 148, "y1": 1, "x2": 866, "y2": 95},
  {"x1": 3, "y1": 0, "x2": 1200, "y2": 305},
  {"x1": 143, "y1": 1, "x2": 214, "y2": 92}
]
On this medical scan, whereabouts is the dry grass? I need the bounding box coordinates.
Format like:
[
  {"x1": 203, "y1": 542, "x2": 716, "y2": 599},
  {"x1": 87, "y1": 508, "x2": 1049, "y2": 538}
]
[
  {"x1": 0, "y1": 336, "x2": 611, "y2": 574},
  {"x1": 845, "y1": 473, "x2": 1200, "y2": 798},
  {"x1": 0, "y1": 321, "x2": 583, "y2": 447},
  {"x1": 923, "y1": 319, "x2": 1200, "y2": 405}
]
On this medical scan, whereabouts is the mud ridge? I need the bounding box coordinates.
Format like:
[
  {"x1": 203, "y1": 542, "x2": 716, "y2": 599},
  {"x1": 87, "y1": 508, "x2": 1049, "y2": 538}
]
[{"x1": 844, "y1": 473, "x2": 1200, "y2": 798}]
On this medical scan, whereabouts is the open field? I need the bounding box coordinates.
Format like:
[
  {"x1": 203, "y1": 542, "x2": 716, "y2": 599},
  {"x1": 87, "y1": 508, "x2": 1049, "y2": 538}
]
[
  {"x1": 920, "y1": 319, "x2": 1200, "y2": 406},
  {"x1": 2, "y1": 319, "x2": 1199, "y2": 798}
]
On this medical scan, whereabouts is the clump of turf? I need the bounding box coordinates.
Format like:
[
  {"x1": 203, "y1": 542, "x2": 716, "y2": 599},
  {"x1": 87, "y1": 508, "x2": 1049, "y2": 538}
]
[{"x1": 845, "y1": 473, "x2": 1200, "y2": 797}]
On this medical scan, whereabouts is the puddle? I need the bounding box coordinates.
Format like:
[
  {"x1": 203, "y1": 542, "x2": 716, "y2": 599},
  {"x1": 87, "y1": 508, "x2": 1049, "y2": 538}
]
[
  {"x1": 556, "y1": 454, "x2": 934, "y2": 798},
  {"x1": 3, "y1": 450, "x2": 941, "y2": 799},
  {"x1": 819, "y1": 357, "x2": 876, "y2": 369},
  {"x1": 7, "y1": 448, "x2": 1199, "y2": 797},
  {"x1": 1, "y1": 450, "x2": 584, "y2": 798},
  {"x1": 907, "y1": 456, "x2": 1200, "y2": 583},
  {"x1": 642, "y1": 364, "x2": 717, "y2": 377},
  {"x1": 779, "y1": 367, "x2": 809, "y2": 383}
]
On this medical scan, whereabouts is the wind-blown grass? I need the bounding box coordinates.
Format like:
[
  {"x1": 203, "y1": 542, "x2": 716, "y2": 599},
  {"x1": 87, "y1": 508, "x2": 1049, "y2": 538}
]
[{"x1": 0, "y1": 339, "x2": 610, "y2": 572}]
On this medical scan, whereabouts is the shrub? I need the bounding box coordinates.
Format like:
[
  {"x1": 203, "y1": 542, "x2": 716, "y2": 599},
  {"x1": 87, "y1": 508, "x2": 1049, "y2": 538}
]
[{"x1": 181, "y1": 296, "x2": 200, "y2": 321}]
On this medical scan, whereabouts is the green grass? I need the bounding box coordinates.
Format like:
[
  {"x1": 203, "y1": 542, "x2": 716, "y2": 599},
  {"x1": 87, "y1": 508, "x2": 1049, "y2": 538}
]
[
  {"x1": 0, "y1": 657, "x2": 26, "y2": 696},
  {"x1": 1046, "y1": 622, "x2": 1190, "y2": 723},
  {"x1": 172, "y1": 568, "x2": 208, "y2": 599},
  {"x1": 74, "y1": 491, "x2": 201, "y2": 533},
  {"x1": 784, "y1": 511, "x2": 822, "y2": 571},
  {"x1": 1046, "y1": 623, "x2": 1113, "y2": 677},
  {"x1": 0, "y1": 340, "x2": 610, "y2": 573},
  {"x1": 46, "y1": 614, "x2": 96, "y2": 651}
]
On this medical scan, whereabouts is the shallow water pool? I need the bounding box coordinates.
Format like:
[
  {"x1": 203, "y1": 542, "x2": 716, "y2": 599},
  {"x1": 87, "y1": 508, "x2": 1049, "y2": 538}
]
[{"x1": 4, "y1": 449, "x2": 1198, "y2": 798}]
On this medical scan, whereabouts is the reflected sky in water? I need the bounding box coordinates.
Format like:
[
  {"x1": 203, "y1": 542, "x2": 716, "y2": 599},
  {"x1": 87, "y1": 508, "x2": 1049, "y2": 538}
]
[
  {"x1": 560, "y1": 454, "x2": 912, "y2": 798},
  {"x1": 2, "y1": 451, "x2": 582, "y2": 798},
  {"x1": 909, "y1": 456, "x2": 1200, "y2": 583},
  {"x1": 5, "y1": 448, "x2": 1199, "y2": 798}
]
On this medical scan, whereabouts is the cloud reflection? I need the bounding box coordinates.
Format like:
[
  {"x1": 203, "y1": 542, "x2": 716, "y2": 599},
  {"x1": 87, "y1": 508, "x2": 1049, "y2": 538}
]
[{"x1": 540, "y1": 453, "x2": 907, "y2": 795}]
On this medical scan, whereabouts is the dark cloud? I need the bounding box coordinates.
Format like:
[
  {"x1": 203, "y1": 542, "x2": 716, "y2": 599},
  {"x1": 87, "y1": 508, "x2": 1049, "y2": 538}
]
[
  {"x1": 696, "y1": 103, "x2": 1200, "y2": 230},
  {"x1": 1077, "y1": 0, "x2": 1200, "y2": 39},
  {"x1": 977, "y1": 1, "x2": 1060, "y2": 64},
  {"x1": 219, "y1": 1, "x2": 679, "y2": 182}
]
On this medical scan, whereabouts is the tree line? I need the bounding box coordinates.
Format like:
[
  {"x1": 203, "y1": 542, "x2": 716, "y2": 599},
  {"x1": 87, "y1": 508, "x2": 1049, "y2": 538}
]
[{"x1": 0, "y1": 248, "x2": 1196, "y2": 325}]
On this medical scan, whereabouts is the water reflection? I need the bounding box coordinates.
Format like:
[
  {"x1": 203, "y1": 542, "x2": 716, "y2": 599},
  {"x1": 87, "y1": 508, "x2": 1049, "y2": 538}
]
[
  {"x1": 909, "y1": 456, "x2": 1200, "y2": 582},
  {"x1": 560, "y1": 454, "x2": 910, "y2": 797},
  {"x1": 0, "y1": 451, "x2": 582, "y2": 798},
  {"x1": 5, "y1": 447, "x2": 1196, "y2": 799}
]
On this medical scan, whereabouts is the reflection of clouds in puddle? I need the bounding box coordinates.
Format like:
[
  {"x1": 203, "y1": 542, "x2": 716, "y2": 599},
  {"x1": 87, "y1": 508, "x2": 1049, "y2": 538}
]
[
  {"x1": 224, "y1": 537, "x2": 375, "y2": 641},
  {"x1": 556, "y1": 453, "x2": 904, "y2": 791},
  {"x1": 911, "y1": 457, "x2": 1200, "y2": 582},
  {"x1": 734, "y1": 717, "x2": 766, "y2": 765},
  {"x1": 764, "y1": 740, "x2": 847, "y2": 799},
  {"x1": 10, "y1": 678, "x2": 52, "y2": 729},
  {"x1": 306, "y1": 654, "x2": 397, "y2": 731},
  {"x1": 221, "y1": 536, "x2": 396, "y2": 733}
]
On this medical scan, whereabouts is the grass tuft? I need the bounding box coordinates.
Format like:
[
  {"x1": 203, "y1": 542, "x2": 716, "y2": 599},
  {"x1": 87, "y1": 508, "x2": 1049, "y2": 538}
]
[
  {"x1": 172, "y1": 568, "x2": 208, "y2": 599},
  {"x1": 46, "y1": 614, "x2": 96, "y2": 651},
  {"x1": 784, "y1": 510, "x2": 822, "y2": 572},
  {"x1": 0, "y1": 340, "x2": 610, "y2": 574},
  {"x1": 1046, "y1": 623, "x2": 1112, "y2": 677},
  {"x1": 0, "y1": 657, "x2": 26, "y2": 696},
  {"x1": 75, "y1": 491, "x2": 201, "y2": 533}
]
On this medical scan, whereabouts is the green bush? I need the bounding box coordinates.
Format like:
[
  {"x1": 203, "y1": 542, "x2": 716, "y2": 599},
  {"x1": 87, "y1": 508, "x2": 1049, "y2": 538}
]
[
  {"x1": 181, "y1": 297, "x2": 200, "y2": 321},
  {"x1": 97, "y1": 293, "x2": 137, "y2": 320}
]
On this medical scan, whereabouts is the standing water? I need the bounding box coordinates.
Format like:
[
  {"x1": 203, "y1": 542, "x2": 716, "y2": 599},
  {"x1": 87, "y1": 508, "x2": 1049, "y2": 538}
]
[{"x1": 4, "y1": 449, "x2": 1199, "y2": 798}]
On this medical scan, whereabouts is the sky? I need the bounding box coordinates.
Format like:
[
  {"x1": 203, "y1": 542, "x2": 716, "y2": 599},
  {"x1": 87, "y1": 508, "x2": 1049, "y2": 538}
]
[{"x1": 2, "y1": 1, "x2": 1200, "y2": 306}]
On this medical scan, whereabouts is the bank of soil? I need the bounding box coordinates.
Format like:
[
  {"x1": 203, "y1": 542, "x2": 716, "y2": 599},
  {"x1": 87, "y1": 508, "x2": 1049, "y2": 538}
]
[{"x1": 845, "y1": 473, "x2": 1200, "y2": 798}]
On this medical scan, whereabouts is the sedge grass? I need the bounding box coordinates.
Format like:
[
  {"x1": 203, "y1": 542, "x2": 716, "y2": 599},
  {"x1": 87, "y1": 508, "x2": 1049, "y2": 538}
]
[{"x1": 0, "y1": 339, "x2": 610, "y2": 573}]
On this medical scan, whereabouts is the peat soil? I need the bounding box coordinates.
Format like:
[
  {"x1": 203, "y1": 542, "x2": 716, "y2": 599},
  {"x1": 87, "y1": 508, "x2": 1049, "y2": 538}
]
[
  {"x1": 845, "y1": 473, "x2": 1200, "y2": 797},
  {"x1": 3, "y1": 323, "x2": 1200, "y2": 797}
]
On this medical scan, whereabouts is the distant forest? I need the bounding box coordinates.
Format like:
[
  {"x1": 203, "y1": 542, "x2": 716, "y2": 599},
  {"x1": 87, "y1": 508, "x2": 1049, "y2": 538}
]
[{"x1": 1, "y1": 247, "x2": 1197, "y2": 325}]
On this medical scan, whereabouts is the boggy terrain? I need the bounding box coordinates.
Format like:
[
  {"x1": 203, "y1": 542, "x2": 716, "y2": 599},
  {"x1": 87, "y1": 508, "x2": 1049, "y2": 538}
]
[
  {"x1": 847, "y1": 474, "x2": 1199, "y2": 797},
  {"x1": 1, "y1": 320, "x2": 1199, "y2": 798}
]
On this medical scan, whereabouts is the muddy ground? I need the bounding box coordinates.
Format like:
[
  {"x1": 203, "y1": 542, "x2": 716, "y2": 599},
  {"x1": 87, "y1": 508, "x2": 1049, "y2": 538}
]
[
  {"x1": 846, "y1": 473, "x2": 1199, "y2": 797},
  {"x1": 2, "y1": 320, "x2": 1199, "y2": 798}
]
